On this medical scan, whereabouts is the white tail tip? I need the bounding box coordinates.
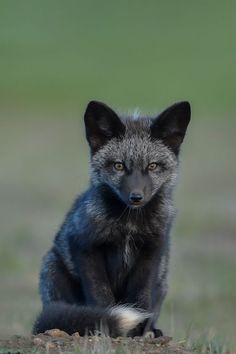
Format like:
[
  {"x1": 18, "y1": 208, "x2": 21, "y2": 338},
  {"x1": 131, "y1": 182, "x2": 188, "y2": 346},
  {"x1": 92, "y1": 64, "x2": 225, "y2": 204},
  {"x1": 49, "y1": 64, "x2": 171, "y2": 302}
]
[{"x1": 109, "y1": 305, "x2": 151, "y2": 334}]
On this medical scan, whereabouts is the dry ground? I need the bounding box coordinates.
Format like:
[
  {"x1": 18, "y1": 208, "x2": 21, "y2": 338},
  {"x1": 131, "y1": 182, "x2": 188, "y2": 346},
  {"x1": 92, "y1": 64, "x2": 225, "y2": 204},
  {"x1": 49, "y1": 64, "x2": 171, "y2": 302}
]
[{"x1": 0, "y1": 330, "x2": 192, "y2": 354}]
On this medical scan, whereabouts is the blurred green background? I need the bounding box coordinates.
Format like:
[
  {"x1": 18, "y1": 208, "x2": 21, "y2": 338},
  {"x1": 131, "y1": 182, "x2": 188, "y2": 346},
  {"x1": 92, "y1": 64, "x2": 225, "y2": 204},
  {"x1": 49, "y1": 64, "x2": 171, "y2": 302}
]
[{"x1": 0, "y1": 0, "x2": 235, "y2": 350}]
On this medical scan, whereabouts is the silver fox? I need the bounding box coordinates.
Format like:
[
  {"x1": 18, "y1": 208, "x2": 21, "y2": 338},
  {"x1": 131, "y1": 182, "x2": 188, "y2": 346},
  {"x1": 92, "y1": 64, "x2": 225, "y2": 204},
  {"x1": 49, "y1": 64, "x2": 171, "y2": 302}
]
[{"x1": 33, "y1": 100, "x2": 191, "y2": 337}]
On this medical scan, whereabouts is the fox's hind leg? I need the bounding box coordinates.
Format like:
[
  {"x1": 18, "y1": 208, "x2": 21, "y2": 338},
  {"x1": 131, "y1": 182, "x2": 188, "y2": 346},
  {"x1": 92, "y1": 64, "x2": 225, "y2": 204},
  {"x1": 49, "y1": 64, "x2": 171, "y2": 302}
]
[{"x1": 39, "y1": 248, "x2": 84, "y2": 306}]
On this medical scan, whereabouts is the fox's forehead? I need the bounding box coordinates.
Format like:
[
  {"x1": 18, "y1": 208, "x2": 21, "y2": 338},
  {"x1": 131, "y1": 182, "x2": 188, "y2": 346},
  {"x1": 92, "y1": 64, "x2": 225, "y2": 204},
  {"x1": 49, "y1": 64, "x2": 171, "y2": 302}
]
[
  {"x1": 94, "y1": 133, "x2": 177, "y2": 170},
  {"x1": 116, "y1": 136, "x2": 175, "y2": 167},
  {"x1": 115, "y1": 135, "x2": 161, "y2": 161},
  {"x1": 121, "y1": 115, "x2": 153, "y2": 136}
]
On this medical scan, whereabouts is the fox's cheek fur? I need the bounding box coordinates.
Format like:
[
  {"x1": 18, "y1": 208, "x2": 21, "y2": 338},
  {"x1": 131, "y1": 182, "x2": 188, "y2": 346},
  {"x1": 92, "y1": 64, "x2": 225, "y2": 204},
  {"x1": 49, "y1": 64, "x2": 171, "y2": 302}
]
[
  {"x1": 90, "y1": 165, "x2": 123, "y2": 189},
  {"x1": 149, "y1": 169, "x2": 178, "y2": 197}
]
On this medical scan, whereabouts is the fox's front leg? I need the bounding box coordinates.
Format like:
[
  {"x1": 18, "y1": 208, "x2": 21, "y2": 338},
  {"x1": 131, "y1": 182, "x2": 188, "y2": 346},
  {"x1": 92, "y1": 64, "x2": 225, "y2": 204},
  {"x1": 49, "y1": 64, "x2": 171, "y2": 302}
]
[
  {"x1": 71, "y1": 248, "x2": 115, "y2": 307},
  {"x1": 124, "y1": 247, "x2": 166, "y2": 337}
]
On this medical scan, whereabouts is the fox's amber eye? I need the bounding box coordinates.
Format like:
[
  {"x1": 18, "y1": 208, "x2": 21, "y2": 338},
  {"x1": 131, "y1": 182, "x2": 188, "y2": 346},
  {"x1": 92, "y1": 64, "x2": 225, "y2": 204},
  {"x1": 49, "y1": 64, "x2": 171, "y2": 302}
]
[
  {"x1": 114, "y1": 162, "x2": 125, "y2": 171},
  {"x1": 148, "y1": 162, "x2": 158, "y2": 171}
]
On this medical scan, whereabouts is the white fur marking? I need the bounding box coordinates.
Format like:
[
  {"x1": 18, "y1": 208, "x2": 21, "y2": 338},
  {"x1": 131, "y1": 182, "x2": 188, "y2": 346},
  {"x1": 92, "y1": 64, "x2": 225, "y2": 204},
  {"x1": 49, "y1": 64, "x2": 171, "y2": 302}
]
[
  {"x1": 158, "y1": 255, "x2": 167, "y2": 280},
  {"x1": 110, "y1": 305, "x2": 150, "y2": 333},
  {"x1": 124, "y1": 234, "x2": 131, "y2": 266}
]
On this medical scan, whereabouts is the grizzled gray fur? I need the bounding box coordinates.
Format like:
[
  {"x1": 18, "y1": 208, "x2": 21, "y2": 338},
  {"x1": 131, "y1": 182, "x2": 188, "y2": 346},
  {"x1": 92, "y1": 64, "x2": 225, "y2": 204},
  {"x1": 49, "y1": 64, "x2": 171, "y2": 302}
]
[{"x1": 33, "y1": 100, "x2": 191, "y2": 337}]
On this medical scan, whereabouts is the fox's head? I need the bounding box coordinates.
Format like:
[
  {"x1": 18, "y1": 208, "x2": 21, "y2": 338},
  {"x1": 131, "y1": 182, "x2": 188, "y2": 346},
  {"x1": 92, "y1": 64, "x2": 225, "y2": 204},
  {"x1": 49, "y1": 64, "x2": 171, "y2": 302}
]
[{"x1": 84, "y1": 100, "x2": 191, "y2": 208}]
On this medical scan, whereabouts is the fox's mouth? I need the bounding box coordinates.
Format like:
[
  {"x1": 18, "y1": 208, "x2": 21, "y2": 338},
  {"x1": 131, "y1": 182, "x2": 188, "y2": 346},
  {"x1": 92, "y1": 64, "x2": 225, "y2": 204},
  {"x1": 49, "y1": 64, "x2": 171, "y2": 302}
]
[{"x1": 128, "y1": 200, "x2": 145, "y2": 208}]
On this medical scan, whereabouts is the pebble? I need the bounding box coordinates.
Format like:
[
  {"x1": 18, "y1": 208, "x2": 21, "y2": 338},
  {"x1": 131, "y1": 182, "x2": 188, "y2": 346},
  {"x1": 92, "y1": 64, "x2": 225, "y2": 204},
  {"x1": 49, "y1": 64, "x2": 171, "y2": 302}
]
[
  {"x1": 45, "y1": 329, "x2": 70, "y2": 337},
  {"x1": 33, "y1": 337, "x2": 44, "y2": 346},
  {"x1": 45, "y1": 341, "x2": 56, "y2": 349}
]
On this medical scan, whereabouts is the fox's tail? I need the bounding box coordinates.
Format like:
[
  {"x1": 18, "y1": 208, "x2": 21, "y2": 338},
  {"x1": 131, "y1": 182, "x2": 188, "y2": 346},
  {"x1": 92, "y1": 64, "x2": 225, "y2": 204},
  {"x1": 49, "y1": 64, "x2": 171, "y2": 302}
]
[{"x1": 33, "y1": 302, "x2": 150, "y2": 337}]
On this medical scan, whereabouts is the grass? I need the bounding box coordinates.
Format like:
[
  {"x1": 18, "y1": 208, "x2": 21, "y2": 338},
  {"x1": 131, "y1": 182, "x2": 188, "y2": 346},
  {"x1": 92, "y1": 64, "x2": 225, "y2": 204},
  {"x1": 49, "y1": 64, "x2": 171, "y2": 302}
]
[
  {"x1": 0, "y1": 0, "x2": 235, "y2": 352},
  {"x1": 191, "y1": 336, "x2": 231, "y2": 354},
  {"x1": 0, "y1": 334, "x2": 233, "y2": 353},
  {"x1": 0, "y1": 0, "x2": 236, "y2": 112}
]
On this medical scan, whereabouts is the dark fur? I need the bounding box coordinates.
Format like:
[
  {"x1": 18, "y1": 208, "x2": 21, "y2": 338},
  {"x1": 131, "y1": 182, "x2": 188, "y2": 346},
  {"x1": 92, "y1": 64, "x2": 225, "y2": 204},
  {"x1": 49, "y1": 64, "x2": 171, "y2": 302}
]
[
  {"x1": 33, "y1": 302, "x2": 121, "y2": 336},
  {"x1": 33, "y1": 100, "x2": 191, "y2": 337}
]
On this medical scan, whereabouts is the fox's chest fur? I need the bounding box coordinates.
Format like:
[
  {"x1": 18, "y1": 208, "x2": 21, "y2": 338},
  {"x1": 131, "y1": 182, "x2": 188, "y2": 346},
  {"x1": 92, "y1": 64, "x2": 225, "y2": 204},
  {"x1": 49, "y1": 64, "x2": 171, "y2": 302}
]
[
  {"x1": 94, "y1": 209, "x2": 170, "y2": 300},
  {"x1": 103, "y1": 231, "x2": 143, "y2": 298}
]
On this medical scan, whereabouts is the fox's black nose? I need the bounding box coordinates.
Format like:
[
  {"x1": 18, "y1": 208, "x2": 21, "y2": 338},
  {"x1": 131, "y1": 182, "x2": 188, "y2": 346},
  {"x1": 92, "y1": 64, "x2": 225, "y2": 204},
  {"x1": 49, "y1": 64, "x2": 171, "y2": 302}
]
[{"x1": 129, "y1": 192, "x2": 144, "y2": 204}]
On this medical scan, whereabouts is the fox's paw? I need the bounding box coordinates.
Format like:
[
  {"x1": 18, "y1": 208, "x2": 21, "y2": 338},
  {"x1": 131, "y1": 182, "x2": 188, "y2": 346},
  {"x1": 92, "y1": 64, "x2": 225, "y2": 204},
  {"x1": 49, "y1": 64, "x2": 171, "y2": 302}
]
[
  {"x1": 153, "y1": 328, "x2": 163, "y2": 337},
  {"x1": 144, "y1": 328, "x2": 163, "y2": 338}
]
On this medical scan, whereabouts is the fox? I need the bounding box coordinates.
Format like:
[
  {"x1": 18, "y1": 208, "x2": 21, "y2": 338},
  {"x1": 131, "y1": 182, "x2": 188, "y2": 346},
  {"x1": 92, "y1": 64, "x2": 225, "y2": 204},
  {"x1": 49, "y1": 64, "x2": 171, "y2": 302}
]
[{"x1": 33, "y1": 100, "x2": 191, "y2": 337}]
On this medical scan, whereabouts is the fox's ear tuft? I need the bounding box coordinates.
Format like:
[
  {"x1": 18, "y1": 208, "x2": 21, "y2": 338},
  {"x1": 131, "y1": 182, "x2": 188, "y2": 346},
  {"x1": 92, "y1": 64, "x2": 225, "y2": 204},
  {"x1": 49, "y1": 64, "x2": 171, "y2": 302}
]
[
  {"x1": 150, "y1": 101, "x2": 191, "y2": 154},
  {"x1": 84, "y1": 101, "x2": 125, "y2": 153}
]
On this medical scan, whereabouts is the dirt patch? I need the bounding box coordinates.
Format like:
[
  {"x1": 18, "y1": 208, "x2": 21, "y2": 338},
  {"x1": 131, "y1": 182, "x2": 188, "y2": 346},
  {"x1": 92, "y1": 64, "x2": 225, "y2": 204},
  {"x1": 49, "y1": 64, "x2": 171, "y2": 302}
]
[{"x1": 0, "y1": 330, "x2": 192, "y2": 353}]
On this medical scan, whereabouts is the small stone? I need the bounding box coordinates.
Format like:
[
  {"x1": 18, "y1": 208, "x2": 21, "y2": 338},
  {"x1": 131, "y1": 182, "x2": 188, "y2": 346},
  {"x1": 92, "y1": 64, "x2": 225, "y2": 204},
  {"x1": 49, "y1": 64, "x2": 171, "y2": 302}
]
[
  {"x1": 33, "y1": 337, "x2": 44, "y2": 346},
  {"x1": 46, "y1": 341, "x2": 56, "y2": 349},
  {"x1": 45, "y1": 328, "x2": 69, "y2": 337},
  {"x1": 134, "y1": 336, "x2": 144, "y2": 342},
  {"x1": 156, "y1": 336, "x2": 172, "y2": 345}
]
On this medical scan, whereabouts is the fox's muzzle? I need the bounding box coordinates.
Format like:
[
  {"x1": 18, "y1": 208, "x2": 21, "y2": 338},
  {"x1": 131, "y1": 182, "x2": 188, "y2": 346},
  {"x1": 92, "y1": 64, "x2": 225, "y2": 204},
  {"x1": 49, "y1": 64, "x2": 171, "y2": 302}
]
[{"x1": 120, "y1": 170, "x2": 152, "y2": 207}]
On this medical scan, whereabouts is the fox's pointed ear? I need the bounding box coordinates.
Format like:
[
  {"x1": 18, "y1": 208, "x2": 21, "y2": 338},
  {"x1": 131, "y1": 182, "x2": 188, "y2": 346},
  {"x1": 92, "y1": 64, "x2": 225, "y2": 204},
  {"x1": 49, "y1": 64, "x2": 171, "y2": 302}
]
[
  {"x1": 150, "y1": 101, "x2": 191, "y2": 154},
  {"x1": 84, "y1": 101, "x2": 125, "y2": 153}
]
